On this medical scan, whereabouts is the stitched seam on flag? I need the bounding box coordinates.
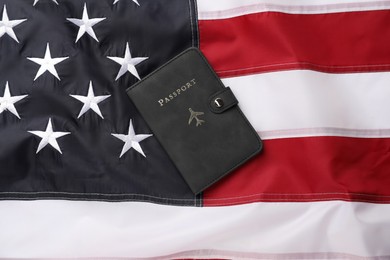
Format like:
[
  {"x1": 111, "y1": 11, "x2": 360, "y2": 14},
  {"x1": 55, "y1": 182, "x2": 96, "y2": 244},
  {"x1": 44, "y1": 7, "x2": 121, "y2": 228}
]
[
  {"x1": 216, "y1": 62, "x2": 390, "y2": 77},
  {"x1": 204, "y1": 198, "x2": 390, "y2": 206},
  {"x1": 257, "y1": 128, "x2": 390, "y2": 140},
  {"x1": 188, "y1": 0, "x2": 195, "y2": 47},
  {"x1": 203, "y1": 192, "x2": 390, "y2": 200},
  {"x1": 205, "y1": 196, "x2": 390, "y2": 205},
  {"x1": 0, "y1": 191, "x2": 198, "y2": 200},
  {"x1": 204, "y1": 197, "x2": 390, "y2": 202},
  {"x1": 198, "y1": 1, "x2": 390, "y2": 19},
  {"x1": 0, "y1": 197, "x2": 199, "y2": 204},
  {"x1": 215, "y1": 62, "x2": 390, "y2": 74},
  {"x1": 193, "y1": 0, "x2": 200, "y2": 47},
  {"x1": 2, "y1": 193, "x2": 389, "y2": 201}
]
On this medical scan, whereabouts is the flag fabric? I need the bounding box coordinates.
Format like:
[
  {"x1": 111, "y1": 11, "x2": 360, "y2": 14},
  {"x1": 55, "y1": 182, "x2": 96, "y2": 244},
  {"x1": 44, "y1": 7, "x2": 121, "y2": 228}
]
[
  {"x1": 1, "y1": 0, "x2": 390, "y2": 259},
  {"x1": 199, "y1": 0, "x2": 390, "y2": 206},
  {"x1": 0, "y1": 0, "x2": 199, "y2": 204}
]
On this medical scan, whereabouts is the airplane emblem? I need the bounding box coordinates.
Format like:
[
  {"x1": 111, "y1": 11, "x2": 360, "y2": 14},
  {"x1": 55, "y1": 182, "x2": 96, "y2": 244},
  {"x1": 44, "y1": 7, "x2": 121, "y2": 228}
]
[{"x1": 188, "y1": 108, "x2": 205, "y2": 127}]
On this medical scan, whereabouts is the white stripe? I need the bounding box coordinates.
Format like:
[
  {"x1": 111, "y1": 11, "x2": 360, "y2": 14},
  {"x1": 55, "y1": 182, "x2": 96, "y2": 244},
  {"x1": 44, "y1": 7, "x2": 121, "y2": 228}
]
[
  {"x1": 198, "y1": 0, "x2": 390, "y2": 20},
  {"x1": 222, "y1": 71, "x2": 390, "y2": 139},
  {"x1": 0, "y1": 201, "x2": 389, "y2": 258}
]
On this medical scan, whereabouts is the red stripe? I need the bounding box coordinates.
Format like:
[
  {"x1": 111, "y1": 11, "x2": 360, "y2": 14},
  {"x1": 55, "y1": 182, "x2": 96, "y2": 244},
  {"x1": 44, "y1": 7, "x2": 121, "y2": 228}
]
[
  {"x1": 199, "y1": 10, "x2": 390, "y2": 77},
  {"x1": 203, "y1": 137, "x2": 390, "y2": 206}
]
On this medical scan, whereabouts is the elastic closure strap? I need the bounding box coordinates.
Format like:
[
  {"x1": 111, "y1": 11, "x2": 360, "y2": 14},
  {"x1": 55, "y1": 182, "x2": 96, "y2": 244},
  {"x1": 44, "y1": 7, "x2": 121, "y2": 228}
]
[{"x1": 209, "y1": 87, "x2": 238, "y2": 114}]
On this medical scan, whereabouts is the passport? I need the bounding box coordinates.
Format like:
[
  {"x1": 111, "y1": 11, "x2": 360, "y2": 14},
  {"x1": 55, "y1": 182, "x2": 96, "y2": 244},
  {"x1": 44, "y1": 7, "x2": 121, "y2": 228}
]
[{"x1": 126, "y1": 48, "x2": 262, "y2": 194}]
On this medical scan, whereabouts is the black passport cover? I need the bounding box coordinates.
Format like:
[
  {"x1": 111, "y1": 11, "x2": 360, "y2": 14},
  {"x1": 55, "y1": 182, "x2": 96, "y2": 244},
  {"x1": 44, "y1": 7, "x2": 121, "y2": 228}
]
[{"x1": 126, "y1": 48, "x2": 262, "y2": 194}]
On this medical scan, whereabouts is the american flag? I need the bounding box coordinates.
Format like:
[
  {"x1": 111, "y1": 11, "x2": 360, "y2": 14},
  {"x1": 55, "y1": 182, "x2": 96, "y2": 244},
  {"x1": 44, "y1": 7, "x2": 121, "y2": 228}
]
[{"x1": 1, "y1": 0, "x2": 390, "y2": 259}]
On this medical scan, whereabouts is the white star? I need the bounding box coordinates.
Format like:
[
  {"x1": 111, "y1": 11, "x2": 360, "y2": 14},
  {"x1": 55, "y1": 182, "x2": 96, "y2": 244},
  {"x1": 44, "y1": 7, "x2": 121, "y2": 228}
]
[
  {"x1": 107, "y1": 42, "x2": 148, "y2": 80},
  {"x1": 0, "y1": 5, "x2": 27, "y2": 43},
  {"x1": 33, "y1": 0, "x2": 59, "y2": 6},
  {"x1": 112, "y1": 119, "x2": 152, "y2": 158},
  {"x1": 0, "y1": 82, "x2": 28, "y2": 119},
  {"x1": 70, "y1": 81, "x2": 110, "y2": 119},
  {"x1": 28, "y1": 118, "x2": 70, "y2": 154},
  {"x1": 27, "y1": 43, "x2": 69, "y2": 81},
  {"x1": 67, "y1": 3, "x2": 106, "y2": 43},
  {"x1": 113, "y1": 0, "x2": 140, "y2": 6}
]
